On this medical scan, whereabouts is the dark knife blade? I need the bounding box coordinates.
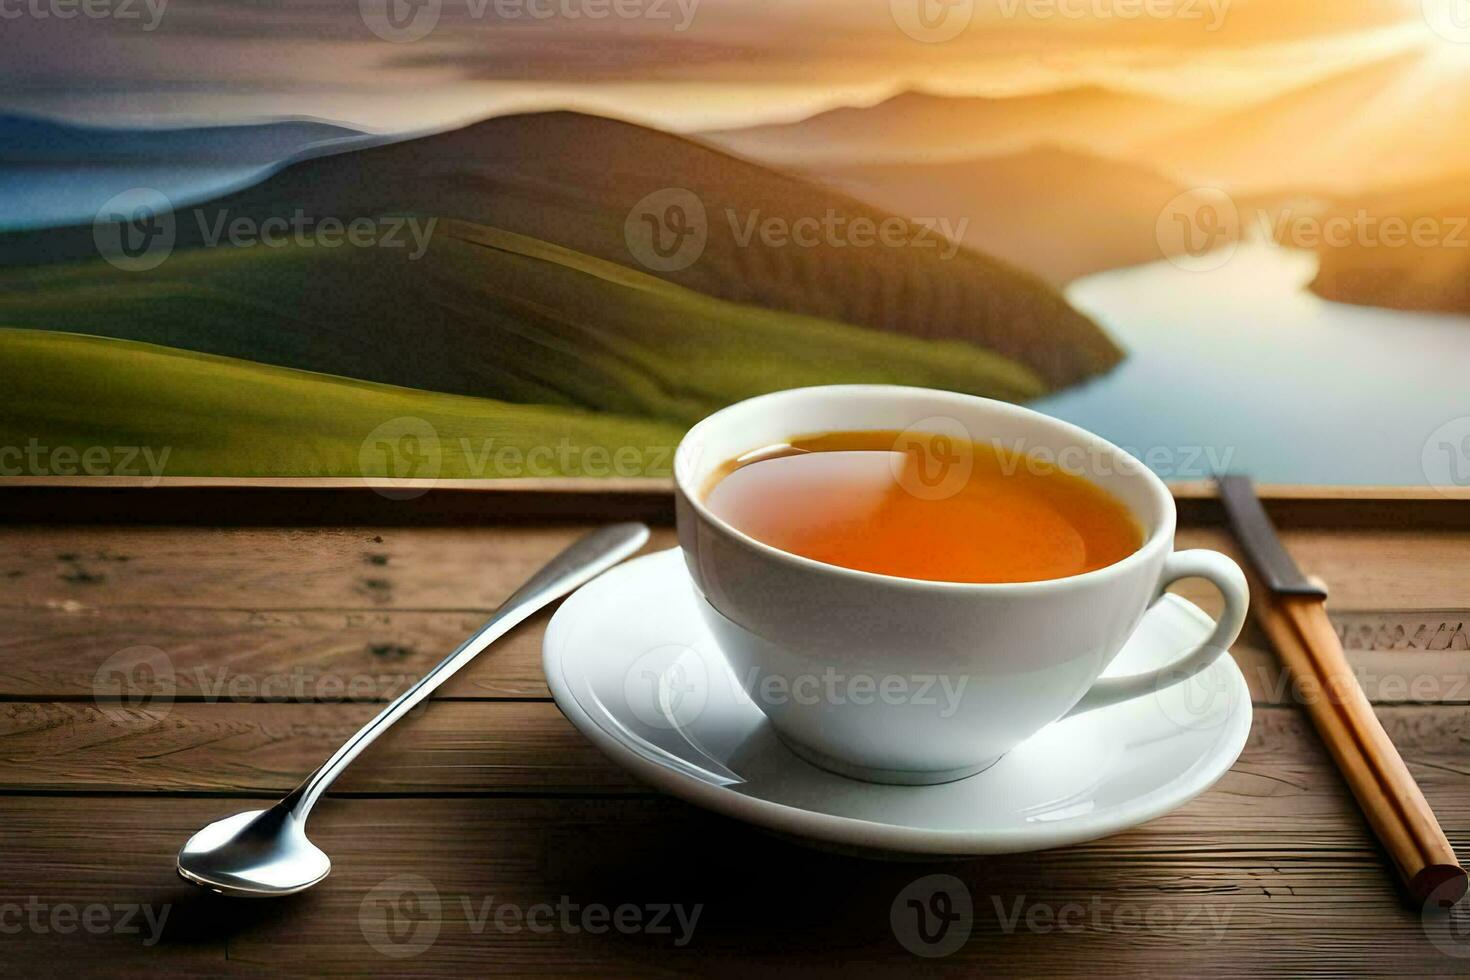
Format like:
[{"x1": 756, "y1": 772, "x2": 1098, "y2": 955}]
[{"x1": 1216, "y1": 474, "x2": 1329, "y2": 598}]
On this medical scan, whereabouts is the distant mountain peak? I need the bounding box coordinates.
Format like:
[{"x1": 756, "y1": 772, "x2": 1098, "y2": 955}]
[
  {"x1": 0, "y1": 112, "x2": 364, "y2": 165},
  {"x1": 858, "y1": 83, "x2": 1174, "y2": 113}
]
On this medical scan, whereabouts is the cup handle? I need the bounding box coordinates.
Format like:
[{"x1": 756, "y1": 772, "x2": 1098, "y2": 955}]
[{"x1": 1065, "y1": 550, "x2": 1249, "y2": 716}]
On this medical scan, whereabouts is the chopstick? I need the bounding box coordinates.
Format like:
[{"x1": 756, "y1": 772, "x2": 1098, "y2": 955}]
[{"x1": 1256, "y1": 591, "x2": 1467, "y2": 907}]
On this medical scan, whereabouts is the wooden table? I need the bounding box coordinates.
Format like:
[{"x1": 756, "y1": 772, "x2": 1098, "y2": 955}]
[{"x1": 4, "y1": 480, "x2": 1470, "y2": 976}]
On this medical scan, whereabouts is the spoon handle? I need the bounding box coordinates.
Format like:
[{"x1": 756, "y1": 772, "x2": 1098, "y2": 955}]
[{"x1": 284, "y1": 523, "x2": 650, "y2": 818}]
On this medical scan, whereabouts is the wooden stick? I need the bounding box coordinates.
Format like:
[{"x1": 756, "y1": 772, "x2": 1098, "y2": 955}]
[{"x1": 1260, "y1": 593, "x2": 1467, "y2": 907}]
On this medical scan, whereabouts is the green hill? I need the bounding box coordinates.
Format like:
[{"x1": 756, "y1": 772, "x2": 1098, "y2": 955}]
[
  {"x1": 0, "y1": 221, "x2": 1045, "y2": 428},
  {"x1": 0, "y1": 327, "x2": 687, "y2": 478},
  {"x1": 0, "y1": 110, "x2": 1120, "y2": 389}
]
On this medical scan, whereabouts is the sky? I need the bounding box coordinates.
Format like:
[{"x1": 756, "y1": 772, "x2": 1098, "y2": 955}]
[{"x1": 0, "y1": 0, "x2": 1461, "y2": 131}]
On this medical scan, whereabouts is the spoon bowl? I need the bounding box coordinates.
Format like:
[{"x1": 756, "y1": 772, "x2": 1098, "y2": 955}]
[{"x1": 177, "y1": 807, "x2": 330, "y2": 897}]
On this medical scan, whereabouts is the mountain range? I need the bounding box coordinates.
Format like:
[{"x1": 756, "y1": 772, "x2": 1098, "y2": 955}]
[
  {"x1": 0, "y1": 113, "x2": 366, "y2": 165},
  {"x1": 1305, "y1": 174, "x2": 1470, "y2": 314},
  {"x1": 700, "y1": 86, "x2": 1205, "y2": 166},
  {"x1": 2, "y1": 110, "x2": 1120, "y2": 390},
  {"x1": 817, "y1": 146, "x2": 1198, "y2": 285}
]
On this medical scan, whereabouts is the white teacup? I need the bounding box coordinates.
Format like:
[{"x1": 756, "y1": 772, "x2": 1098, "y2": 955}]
[{"x1": 673, "y1": 385, "x2": 1248, "y2": 785}]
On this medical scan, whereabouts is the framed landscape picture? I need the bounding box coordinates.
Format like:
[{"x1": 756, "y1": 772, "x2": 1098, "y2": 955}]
[{"x1": 3, "y1": 0, "x2": 1468, "y2": 492}]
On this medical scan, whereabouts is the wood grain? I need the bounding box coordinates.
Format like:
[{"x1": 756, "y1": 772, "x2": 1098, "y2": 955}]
[
  {"x1": 0, "y1": 525, "x2": 677, "y2": 611},
  {"x1": 4, "y1": 525, "x2": 1461, "y2": 613},
  {"x1": 3, "y1": 796, "x2": 1469, "y2": 976},
  {"x1": 7, "y1": 601, "x2": 1470, "y2": 706},
  {"x1": 4, "y1": 701, "x2": 1470, "y2": 836},
  {"x1": 2, "y1": 488, "x2": 1468, "y2": 975},
  {"x1": 0, "y1": 605, "x2": 551, "y2": 699}
]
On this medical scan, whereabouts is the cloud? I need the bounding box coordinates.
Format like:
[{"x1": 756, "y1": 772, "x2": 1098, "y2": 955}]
[{"x1": 0, "y1": 0, "x2": 1429, "y2": 125}]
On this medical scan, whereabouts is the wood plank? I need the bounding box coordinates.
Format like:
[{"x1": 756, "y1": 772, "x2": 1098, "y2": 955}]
[
  {"x1": 4, "y1": 524, "x2": 1465, "y2": 614},
  {"x1": 3, "y1": 795, "x2": 1468, "y2": 975},
  {"x1": 0, "y1": 605, "x2": 551, "y2": 699},
  {"x1": 0, "y1": 525, "x2": 679, "y2": 611},
  {"x1": 9, "y1": 603, "x2": 1469, "y2": 706},
  {"x1": 1172, "y1": 525, "x2": 1470, "y2": 613},
  {"x1": 3, "y1": 702, "x2": 1470, "y2": 834},
  {"x1": 0, "y1": 701, "x2": 639, "y2": 795}
]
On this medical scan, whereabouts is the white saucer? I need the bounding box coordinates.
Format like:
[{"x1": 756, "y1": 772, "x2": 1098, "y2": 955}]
[{"x1": 544, "y1": 549, "x2": 1251, "y2": 856}]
